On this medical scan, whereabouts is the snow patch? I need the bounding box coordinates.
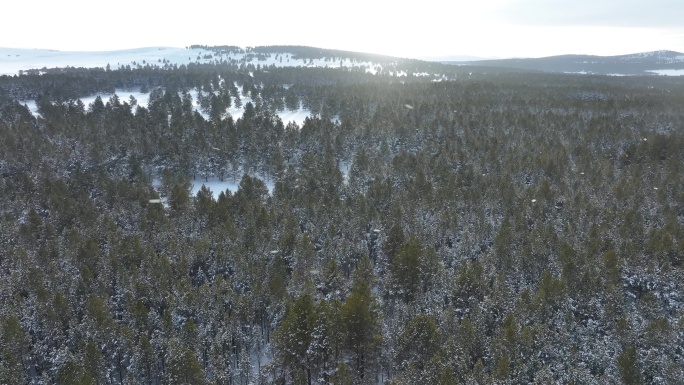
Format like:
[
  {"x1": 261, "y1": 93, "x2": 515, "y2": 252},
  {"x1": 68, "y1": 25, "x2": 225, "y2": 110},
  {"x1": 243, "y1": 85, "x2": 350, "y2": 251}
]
[
  {"x1": 190, "y1": 177, "x2": 274, "y2": 199},
  {"x1": 277, "y1": 108, "x2": 312, "y2": 127},
  {"x1": 647, "y1": 69, "x2": 684, "y2": 76},
  {"x1": 19, "y1": 87, "x2": 313, "y2": 127}
]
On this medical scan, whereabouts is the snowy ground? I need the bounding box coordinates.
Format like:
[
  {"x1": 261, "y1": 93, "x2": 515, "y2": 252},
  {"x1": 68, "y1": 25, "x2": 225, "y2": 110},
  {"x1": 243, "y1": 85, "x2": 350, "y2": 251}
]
[
  {"x1": 190, "y1": 176, "x2": 274, "y2": 199},
  {"x1": 81, "y1": 90, "x2": 151, "y2": 112},
  {"x1": 21, "y1": 100, "x2": 39, "y2": 116},
  {"x1": 0, "y1": 47, "x2": 205, "y2": 76},
  {"x1": 648, "y1": 69, "x2": 684, "y2": 76},
  {"x1": 0, "y1": 46, "x2": 388, "y2": 76},
  {"x1": 20, "y1": 87, "x2": 312, "y2": 127},
  {"x1": 183, "y1": 161, "x2": 348, "y2": 200},
  {"x1": 340, "y1": 162, "x2": 351, "y2": 183},
  {"x1": 153, "y1": 175, "x2": 273, "y2": 201},
  {"x1": 276, "y1": 108, "x2": 312, "y2": 127},
  {"x1": 19, "y1": 89, "x2": 150, "y2": 115},
  {"x1": 161, "y1": 162, "x2": 349, "y2": 201}
]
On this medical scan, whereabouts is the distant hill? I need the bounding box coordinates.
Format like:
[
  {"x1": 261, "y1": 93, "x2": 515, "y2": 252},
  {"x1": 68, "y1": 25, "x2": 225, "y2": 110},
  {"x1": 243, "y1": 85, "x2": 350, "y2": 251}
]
[
  {"x1": 5, "y1": 46, "x2": 683, "y2": 79},
  {"x1": 0, "y1": 45, "x2": 431, "y2": 77},
  {"x1": 443, "y1": 50, "x2": 684, "y2": 75}
]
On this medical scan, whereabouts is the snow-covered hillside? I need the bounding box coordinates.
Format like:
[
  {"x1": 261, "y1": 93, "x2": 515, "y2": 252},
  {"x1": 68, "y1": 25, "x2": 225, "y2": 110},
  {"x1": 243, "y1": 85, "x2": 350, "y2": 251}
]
[
  {"x1": 620, "y1": 50, "x2": 684, "y2": 62},
  {"x1": 0, "y1": 46, "x2": 386, "y2": 76},
  {"x1": 0, "y1": 47, "x2": 191, "y2": 76}
]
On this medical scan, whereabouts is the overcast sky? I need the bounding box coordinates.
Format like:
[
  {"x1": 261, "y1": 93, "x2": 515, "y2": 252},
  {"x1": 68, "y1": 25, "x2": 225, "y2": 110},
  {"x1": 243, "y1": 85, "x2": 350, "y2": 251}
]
[{"x1": 3, "y1": 0, "x2": 683, "y2": 59}]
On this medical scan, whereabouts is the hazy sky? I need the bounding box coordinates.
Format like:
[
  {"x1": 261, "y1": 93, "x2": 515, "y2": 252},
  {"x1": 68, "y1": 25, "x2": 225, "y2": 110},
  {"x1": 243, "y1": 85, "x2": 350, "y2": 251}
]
[{"x1": 3, "y1": 0, "x2": 683, "y2": 58}]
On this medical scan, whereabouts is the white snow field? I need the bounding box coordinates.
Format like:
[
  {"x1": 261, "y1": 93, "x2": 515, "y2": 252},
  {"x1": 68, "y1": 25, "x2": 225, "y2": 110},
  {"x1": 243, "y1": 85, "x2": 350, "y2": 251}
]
[
  {"x1": 0, "y1": 46, "x2": 388, "y2": 76},
  {"x1": 0, "y1": 47, "x2": 203, "y2": 76},
  {"x1": 648, "y1": 69, "x2": 684, "y2": 76}
]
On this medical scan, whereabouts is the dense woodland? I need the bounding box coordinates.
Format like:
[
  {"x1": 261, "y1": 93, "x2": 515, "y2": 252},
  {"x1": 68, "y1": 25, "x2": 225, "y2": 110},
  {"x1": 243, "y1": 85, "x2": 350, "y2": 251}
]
[{"x1": 0, "y1": 47, "x2": 683, "y2": 384}]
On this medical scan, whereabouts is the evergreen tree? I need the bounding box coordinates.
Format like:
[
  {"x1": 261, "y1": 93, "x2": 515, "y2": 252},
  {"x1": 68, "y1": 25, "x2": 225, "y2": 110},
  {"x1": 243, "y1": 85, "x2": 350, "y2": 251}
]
[
  {"x1": 273, "y1": 294, "x2": 316, "y2": 384},
  {"x1": 165, "y1": 348, "x2": 207, "y2": 385},
  {"x1": 390, "y1": 237, "x2": 422, "y2": 302},
  {"x1": 617, "y1": 345, "x2": 642, "y2": 385},
  {"x1": 341, "y1": 281, "x2": 381, "y2": 381},
  {"x1": 395, "y1": 313, "x2": 441, "y2": 372}
]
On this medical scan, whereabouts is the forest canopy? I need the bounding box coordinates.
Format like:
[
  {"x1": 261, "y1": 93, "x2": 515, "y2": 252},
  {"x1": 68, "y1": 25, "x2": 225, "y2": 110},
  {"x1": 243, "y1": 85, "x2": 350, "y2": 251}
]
[{"x1": 0, "y1": 48, "x2": 683, "y2": 384}]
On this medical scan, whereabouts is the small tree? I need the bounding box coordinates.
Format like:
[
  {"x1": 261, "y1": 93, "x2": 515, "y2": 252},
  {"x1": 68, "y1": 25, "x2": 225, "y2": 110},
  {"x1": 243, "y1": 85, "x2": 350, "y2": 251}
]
[
  {"x1": 165, "y1": 348, "x2": 206, "y2": 385},
  {"x1": 395, "y1": 313, "x2": 441, "y2": 372},
  {"x1": 390, "y1": 237, "x2": 422, "y2": 303},
  {"x1": 273, "y1": 294, "x2": 316, "y2": 384},
  {"x1": 56, "y1": 360, "x2": 94, "y2": 385},
  {"x1": 341, "y1": 281, "x2": 381, "y2": 381},
  {"x1": 383, "y1": 224, "x2": 405, "y2": 263},
  {"x1": 617, "y1": 345, "x2": 642, "y2": 385}
]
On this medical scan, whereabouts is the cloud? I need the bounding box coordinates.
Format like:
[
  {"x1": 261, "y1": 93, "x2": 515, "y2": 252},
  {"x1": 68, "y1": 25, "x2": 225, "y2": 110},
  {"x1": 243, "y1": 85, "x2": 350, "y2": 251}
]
[{"x1": 497, "y1": 0, "x2": 684, "y2": 28}]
